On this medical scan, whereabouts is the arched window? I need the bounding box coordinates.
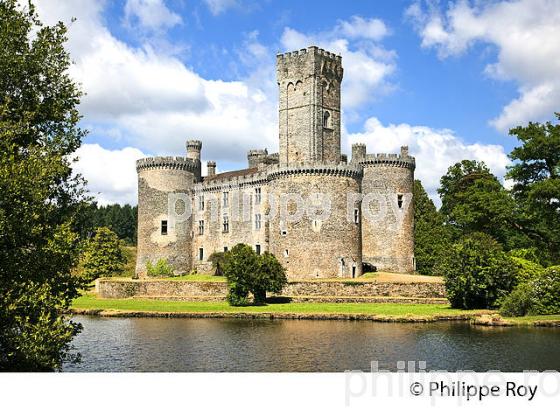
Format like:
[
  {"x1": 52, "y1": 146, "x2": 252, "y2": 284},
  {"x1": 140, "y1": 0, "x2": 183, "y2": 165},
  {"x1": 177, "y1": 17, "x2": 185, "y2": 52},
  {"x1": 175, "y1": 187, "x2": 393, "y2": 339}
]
[{"x1": 323, "y1": 111, "x2": 331, "y2": 128}]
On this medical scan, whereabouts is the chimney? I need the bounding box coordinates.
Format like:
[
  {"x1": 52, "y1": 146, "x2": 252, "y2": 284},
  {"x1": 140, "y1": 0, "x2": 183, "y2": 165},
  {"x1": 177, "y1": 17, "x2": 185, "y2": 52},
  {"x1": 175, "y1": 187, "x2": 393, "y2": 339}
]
[{"x1": 207, "y1": 161, "x2": 216, "y2": 177}]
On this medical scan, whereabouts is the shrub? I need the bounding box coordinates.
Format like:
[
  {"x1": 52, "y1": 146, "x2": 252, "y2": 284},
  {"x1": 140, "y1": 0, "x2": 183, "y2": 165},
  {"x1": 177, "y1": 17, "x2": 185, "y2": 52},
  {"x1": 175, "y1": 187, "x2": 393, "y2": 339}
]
[
  {"x1": 81, "y1": 227, "x2": 127, "y2": 281},
  {"x1": 222, "y1": 244, "x2": 287, "y2": 306},
  {"x1": 499, "y1": 284, "x2": 534, "y2": 317},
  {"x1": 500, "y1": 266, "x2": 560, "y2": 316},
  {"x1": 508, "y1": 256, "x2": 545, "y2": 284},
  {"x1": 440, "y1": 232, "x2": 517, "y2": 309},
  {"x1": 146, "y1": 259, "x2": 174, "y2": 277},
  {"x1": 531, "y1": 266, "x2": 560, "y2": 315},
  {"x1": 208, "y1": 251, "x2": 227, "y2": 276}
]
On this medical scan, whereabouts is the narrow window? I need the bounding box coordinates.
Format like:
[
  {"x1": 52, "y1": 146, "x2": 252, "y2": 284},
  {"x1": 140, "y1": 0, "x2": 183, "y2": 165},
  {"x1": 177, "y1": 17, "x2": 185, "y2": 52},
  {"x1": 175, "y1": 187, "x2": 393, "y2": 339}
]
[
  {"x1": 199, "y1": 248, "x2": 204, "y2": 261},
  {"x1": 199, "y1": 195, "x2": 205, "y2": 211},
  {"x1": 223, "y1": 214, "x2": 229, "y2": 233},
  {"x1": 397, "y1": 194, "x2": 403, "y2": 209},
  {"x1": 198, "y1": 220, "x2": 204, "y2": 235},
  {"x1": 224, "y1": 246, "x2": 228, "y2": 252},
  {"x1": 352, "y1": 265, "x2": 356, "y2": 278},
  {"x1": 255, "y1": 244, "x2": 261, "y2": 255},
  {"x1": 323, "y1": 110, "x2": 331, "y2": 128},
  {"x1": 354, "y1": 208, "x2": 360, "y2": 224},
  {"x1": 161, "y1": 220, "x2": 168, "y2": 235},
  {"x1": 255, "y1": 213, "x2": 261, "y2": 230},
  {"x1": 255, "y1": 187, "x2": 262, "y2": 204},
  {"x1": 284, "y1": 249, "x2": 289, "y2": 257},
  {"x1": 223, "y1": 192, "x2": 229, "y2": 208}
]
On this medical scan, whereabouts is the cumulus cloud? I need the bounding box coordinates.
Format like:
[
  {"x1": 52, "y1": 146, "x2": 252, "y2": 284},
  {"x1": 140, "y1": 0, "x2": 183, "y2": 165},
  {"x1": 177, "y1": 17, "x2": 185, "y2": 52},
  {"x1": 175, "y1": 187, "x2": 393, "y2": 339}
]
[
  {"x1": 73, "y1": 144, "x2": 147, "y2": 205},
  {"x1": 346, "y1": 117, "x2": 511, "y2": 204},
  {"x1": 280, "y1": 18, "x2": 397, "y2": 109},
  {"x1": 406, "y1": 0, "x2": 560, "y2": 132},
  {"x1": 123, "y1": 0, "x2": 182, "y2": 32}
]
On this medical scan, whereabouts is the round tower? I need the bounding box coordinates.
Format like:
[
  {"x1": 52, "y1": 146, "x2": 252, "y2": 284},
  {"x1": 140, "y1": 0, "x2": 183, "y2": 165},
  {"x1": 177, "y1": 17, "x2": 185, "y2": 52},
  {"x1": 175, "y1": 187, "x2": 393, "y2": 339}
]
[
  {"x1": 135, "y1": 157, "x2": 198, "y2": 278},
  {"x1": 206, "y1": 160, "x2": 216, "y2": 177},
  {"x1": 360, "y1": 146, "x2": 415, "y2": 273},
  {"x1": 268, "y1": 164, "x2": 363, "y2": 280}
]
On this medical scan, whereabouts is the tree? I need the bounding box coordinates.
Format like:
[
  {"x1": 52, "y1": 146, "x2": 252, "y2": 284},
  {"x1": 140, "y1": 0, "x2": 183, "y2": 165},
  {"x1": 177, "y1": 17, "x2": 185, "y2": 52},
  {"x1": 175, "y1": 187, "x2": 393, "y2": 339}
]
[
  {"x1": 0, "y1": 1, "x2": 86, "y2": 370},
  {"x1": 507, "y1": 114, "x2": 560, "y2": 264},
  {"x1": 439, "y1": 232, "x2": 517, "y2": 309},
  {"x1": 81, "y1": 227, "x2": 127, "y2": 281},
  {"x1": 222, "y1": 244, "x2": 287, "y2": 306},
  {"x1": 438, "y1": 160, "x2": 528, "y2": 249},
  {"x1": 413, "y1": 180, "x2": 452, "y2": 275}
]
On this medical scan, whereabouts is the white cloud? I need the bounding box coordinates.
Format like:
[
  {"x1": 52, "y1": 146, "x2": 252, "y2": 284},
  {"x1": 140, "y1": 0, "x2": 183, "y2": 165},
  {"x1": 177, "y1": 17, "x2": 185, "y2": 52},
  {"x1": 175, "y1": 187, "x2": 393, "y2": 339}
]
[
  {"x1": 204, "y1": 0, "x2": 237, "y2": 16},
  {"x1": 335, "y1": 16, "x2": 389, "y2": 41},
  {"x1": 74, "y1": 144, "x2": 147, "y2": 205},
  {"x1": 280, "y1": 18, "x2": 397, "y2": 109},
  {"x1": 346, "y1": 117, "x2": 511, "y2": 204},
  {"x1": 406, "y1": 0, "x2": 560, "y2": 132},
  {"x1": 124, "y1": 0, "x2": 182, "y2": 32}
]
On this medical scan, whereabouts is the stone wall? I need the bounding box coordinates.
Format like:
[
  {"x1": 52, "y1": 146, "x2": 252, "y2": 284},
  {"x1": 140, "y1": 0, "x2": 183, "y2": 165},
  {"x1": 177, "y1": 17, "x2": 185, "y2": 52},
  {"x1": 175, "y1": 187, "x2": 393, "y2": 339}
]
[{"x1": 96, "y1": 279, "x2": 446, "y2": 302}]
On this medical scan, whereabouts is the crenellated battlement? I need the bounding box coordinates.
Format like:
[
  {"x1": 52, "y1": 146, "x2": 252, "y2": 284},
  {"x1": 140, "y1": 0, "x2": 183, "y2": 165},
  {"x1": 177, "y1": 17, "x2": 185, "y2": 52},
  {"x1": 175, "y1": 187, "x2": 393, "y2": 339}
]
[
  {"x1": 267, "y1": 163, "x2": 363, "y2": 180},
  {"x1": 277, "y1": 46, "x2": 342, "y2": 62},
  {"x1": 276, "y1": 45, "x2": 343, "y2": 82},
  {"x1": 136, "y1": 156, "x2": 200, "y2": 172},
  {"x1": 360, "y1": 153, "x2": 416, "y2": 170}
]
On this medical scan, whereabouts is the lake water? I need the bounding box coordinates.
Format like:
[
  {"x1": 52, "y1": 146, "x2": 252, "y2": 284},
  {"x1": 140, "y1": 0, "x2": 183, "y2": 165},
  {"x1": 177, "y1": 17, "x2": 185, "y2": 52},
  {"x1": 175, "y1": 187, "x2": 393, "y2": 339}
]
[{"x1": 64, "y1": 315, "x2": 560, "y2": 372}]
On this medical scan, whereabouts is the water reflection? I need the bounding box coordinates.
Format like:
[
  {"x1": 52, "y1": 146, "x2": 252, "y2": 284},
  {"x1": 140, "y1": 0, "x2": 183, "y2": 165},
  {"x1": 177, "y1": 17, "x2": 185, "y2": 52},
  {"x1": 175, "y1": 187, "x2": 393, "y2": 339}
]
[{"x1": 64, "y1": 316, "x2": 560, "y2": 372}]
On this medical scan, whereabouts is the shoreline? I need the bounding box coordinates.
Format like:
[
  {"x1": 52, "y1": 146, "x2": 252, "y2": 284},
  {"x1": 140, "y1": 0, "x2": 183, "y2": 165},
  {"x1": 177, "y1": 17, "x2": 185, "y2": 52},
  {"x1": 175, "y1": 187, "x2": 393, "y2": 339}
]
[{"x1": 67, "y1": 307, "x2": 560, "y2": 327}]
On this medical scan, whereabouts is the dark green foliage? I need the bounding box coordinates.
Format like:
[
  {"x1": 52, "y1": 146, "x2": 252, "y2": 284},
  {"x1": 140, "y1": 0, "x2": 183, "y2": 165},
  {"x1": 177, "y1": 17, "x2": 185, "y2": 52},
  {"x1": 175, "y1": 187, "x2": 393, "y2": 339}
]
[
  {"x1": 500, "y1": 266, "x2": 560, "y2": 317},
  {"x1": 499, "y1": 283, "x2": 534, "y2": 317},
  {"x1": 439, "y1": 233, "x2": 518, "y2": 309},
  {"x1": 413, "y1": 180, "x2": 452, "y2": 275},
  {"x1": 208, "y1": 251, "x2": 226, "y2": 275},
  {"x1": 81, "y1": 227, "x2": 127, "y2": 281},
  {"x1": 438, "y1": 160, "x2": 529, "y2": 249},
  {"x1": 530, "y1": 266, "x2": 560, "y2": 315},
  {"x1": 76, "y1": 202, "x2": 137, "y2": 244},
  {"x1": 0, "y1": 1, "x2": 86, "y2": 370},
  {"x1": 146, "y1": 259, "x2": 174, "y2": 277},
  {"x1": 222, "y1": 244, "x2": 287, "y2": 306},
  {"x1": 507, "y1": 114, "x2": 560, "y2": 264}
]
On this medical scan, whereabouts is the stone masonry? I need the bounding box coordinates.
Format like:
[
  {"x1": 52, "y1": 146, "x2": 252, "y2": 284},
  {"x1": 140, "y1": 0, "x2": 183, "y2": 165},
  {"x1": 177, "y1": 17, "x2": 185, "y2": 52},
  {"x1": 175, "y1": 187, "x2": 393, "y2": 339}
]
[{"x1": 135, "y1": 46, "x2": 416, "y2": 280}]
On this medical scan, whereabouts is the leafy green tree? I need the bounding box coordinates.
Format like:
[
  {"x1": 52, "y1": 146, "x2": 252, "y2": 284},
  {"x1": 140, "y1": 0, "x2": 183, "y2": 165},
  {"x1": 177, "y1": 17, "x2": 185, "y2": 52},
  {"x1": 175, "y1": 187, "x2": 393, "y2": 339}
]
[
  {"x1": 0, "y1": 1, "x2": 86, "y2": 370},
  {"x1": 413, "y1": 180, "x2": 452, "y2": 275},
  {"x1": 222, "y1": 244, "x2": 287, "y2": 306},
  {"x1": 253, "y1": 252, "x2": 287, "y2": 305},
  {"x1": 81, "y1": 227, "x2": 127, "y2": 281},
  {"x1": 439, "y1": 232, "x2": 517, "y2": 309},
  {"x1": 507, "y1": 114, "x2": 560, "y2": 264},
  {"x1": 438, "y1": 160, "x2": 529, "y2": 249}
]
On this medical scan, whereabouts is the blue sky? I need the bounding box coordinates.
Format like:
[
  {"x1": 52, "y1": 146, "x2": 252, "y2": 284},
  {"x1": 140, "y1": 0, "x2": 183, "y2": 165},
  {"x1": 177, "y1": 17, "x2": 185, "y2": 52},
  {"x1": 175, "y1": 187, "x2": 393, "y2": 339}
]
[{"x1": 34, "y1": 0, "x2": 560, "y2": 204}]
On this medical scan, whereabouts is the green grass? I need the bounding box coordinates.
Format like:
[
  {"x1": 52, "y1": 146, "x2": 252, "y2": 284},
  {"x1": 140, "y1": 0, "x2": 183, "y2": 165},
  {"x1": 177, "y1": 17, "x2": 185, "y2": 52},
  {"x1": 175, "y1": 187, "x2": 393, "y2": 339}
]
[
  {"x1": 72, "y1": 294, "x2": 479, "y2": 317},
  {"x1": 503, "y1": 314, "x2": 560, "y2": 324}
]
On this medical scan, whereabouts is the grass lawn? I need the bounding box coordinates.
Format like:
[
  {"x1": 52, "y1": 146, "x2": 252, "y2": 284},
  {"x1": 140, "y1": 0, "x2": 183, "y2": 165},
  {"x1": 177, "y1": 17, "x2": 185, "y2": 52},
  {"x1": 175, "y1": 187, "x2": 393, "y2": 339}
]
[
  {"x1": 164, "y1": 274, "x2": 226, "y2": 282},
  {"x1": 503, "y1": 314, "x2": 560, "y2": 324},
  {"x1": 72, "y1": 294, "x2": 479, "y2": 317}
]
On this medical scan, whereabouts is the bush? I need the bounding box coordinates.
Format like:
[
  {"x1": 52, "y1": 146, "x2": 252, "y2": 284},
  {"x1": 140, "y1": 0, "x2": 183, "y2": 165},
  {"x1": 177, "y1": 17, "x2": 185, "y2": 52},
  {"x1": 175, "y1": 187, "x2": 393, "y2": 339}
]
[
  {"x1": 500, "y1": 266, "x2": 560, "y2": 317},
  {"x1": 222, "y1": 244, "x2": 287, "y2": 306},
  {"x1": 508, "y1": 256, "x2": 545, "y2": 284},
  {"x1": 208, "y1": 251, "x2": 227, "y2": 275},
  {"x1": 440, "y1": 232, "x2": 517, "y2": 309},
  {"x1": 146, "y1": 259, "x2": 174, "y2": 277},
  {"x1": 531, "y1": 266, "x2": 560, "y2": 315},
  {"x1": 499, "y1": 284, "x2": 534, "y2": 317},
  {"x1": 81, "y1": 227, "x2": 127, "y2": 281}
]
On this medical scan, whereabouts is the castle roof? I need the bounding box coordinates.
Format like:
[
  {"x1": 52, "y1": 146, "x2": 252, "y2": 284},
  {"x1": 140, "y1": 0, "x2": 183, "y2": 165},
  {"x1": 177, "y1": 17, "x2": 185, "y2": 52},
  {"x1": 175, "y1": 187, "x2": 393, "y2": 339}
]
[{"x1": 202, "y1": 167, "x2": 259, "y2": 182}]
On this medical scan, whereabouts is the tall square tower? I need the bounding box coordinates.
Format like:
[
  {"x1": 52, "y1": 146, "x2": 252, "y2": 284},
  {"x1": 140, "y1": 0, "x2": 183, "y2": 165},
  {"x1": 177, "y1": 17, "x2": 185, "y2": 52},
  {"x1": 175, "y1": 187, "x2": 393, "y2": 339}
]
[{"x1": 276, "y1": 46, "x2": 343, "y2": 166}]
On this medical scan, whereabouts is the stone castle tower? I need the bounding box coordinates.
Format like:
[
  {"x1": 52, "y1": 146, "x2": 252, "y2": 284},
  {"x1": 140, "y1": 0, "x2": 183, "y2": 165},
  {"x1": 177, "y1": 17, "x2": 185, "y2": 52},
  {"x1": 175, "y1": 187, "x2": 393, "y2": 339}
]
[{"x1": 135, "y1": 46, "x2": 415, "y2": 280}]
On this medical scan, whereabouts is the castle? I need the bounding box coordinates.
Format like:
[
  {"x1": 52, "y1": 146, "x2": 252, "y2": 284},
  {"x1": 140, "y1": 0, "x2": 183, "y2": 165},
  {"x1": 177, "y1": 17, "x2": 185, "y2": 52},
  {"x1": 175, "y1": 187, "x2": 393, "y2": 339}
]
[{"x1": 135, "y1": 46, "x2": 415, "y2": 280}]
